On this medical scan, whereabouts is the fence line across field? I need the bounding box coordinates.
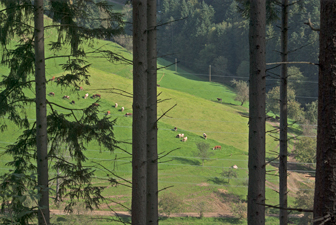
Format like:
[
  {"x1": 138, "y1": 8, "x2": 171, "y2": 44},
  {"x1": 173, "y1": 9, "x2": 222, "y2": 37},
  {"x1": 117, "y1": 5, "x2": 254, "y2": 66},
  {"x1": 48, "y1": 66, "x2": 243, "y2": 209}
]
[{"x1": 0, "y1": 141, "x2": 317, "y2": 166}]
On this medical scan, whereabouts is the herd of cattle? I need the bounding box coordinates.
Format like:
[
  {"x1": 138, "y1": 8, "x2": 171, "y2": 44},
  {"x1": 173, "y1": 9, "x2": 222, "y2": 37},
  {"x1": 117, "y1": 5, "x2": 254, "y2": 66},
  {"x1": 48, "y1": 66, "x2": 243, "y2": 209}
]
[
  {"x1": 48, "y1": 83, "x2": 131, "y2": 116},
  {"x1": 174, "y1": 127, "x2": 222, "y2": 150}
]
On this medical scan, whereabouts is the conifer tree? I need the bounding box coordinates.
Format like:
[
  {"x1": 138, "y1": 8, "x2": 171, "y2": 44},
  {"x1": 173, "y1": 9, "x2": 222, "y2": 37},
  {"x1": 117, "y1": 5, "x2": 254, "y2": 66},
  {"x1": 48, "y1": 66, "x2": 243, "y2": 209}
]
[
  {"x1": 0, "y1": 1, "x2": 126, "y2": 223},
  {"x1": 314, "y1": 1, "x2": 336, "y2": 224}
]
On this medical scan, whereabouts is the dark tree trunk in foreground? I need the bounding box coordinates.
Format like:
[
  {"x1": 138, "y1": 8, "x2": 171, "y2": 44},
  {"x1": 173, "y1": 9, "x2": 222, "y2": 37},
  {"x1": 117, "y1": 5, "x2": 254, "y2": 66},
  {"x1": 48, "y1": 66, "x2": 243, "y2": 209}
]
[
  {"x1": 313, "y1": 1, "x2": 336, "y2": 224},
  {"x1": 146, "y1": 0, "x2": 158, "y2": 224},
  {"x1": 132, "y1": 0, "x2": 148, "y2": 224},
  {"x1": 34, "y1": 0, "x2": 50, "y2": 224},
  {"x1": 248, "y1": 0, "x2": 266, "y2": 224},
  {"x1": 279, "y1": 0, "x2": 288, "y2": 224}
]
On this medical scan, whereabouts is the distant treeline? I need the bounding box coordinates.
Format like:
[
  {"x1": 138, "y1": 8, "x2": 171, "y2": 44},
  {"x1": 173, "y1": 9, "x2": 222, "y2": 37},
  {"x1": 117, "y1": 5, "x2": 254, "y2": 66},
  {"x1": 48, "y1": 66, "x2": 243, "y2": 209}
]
[{"x1": 156, "y1": 0, "x2": 320, "y2": 106}]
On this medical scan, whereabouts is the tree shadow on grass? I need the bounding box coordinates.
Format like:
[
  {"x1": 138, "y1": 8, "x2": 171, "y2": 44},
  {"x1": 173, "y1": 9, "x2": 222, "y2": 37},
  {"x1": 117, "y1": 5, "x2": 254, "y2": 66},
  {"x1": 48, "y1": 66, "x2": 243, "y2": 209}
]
[
  {"x1": 173, "y1": 157, "x2": 201, "y2": 166},
  {"x1": 208, "y1": 177, "x2": 228, "y2": 185}
]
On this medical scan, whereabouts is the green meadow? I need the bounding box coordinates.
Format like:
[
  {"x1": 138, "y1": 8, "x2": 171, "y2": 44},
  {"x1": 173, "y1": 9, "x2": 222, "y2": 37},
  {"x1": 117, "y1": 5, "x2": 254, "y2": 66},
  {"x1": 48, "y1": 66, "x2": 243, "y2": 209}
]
[{"x1": 0, "y1": 14, "x2": 309, "y2": 223}]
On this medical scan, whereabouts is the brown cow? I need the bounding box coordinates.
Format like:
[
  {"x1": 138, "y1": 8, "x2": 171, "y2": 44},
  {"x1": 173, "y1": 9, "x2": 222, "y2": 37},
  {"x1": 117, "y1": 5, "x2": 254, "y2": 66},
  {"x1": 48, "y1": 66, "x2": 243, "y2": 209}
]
[
  {"x1": 79, "y1": 86, "x2": 84, "y2": 91},
  {"x1": 93, "y1": 94, "x2": 101, "y2": 99},
  {"x1": 212, "y1": 145, "x2": 221, "y2": 150},
  {"x1": 48, "y1": 92, "x2": 55, "y2": 96},
  {"x1": 63, "y1": 95, "x2": 70, "y2": 99},
  {"x1": 107, "y1": 111, "x2": 111, "y2": 115},
  {"x1": 125, "y1": 113, "x2": 132, "y2": 117},
  {"x1": 50, "y1": 76, "x2": 55, "y2": 81}
]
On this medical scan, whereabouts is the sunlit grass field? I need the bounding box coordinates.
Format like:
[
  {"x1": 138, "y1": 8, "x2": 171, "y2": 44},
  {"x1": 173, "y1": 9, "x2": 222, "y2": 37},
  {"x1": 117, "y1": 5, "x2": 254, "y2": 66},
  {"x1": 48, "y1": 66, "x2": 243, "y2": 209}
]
[{"x1": 0, "y1": 14, "x2": 306, "y2": 223}]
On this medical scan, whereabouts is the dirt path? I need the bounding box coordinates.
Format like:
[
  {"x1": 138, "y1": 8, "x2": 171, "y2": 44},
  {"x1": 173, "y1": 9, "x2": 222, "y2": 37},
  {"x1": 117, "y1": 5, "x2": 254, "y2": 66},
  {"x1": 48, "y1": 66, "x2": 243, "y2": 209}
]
[{"x1": 50, "y1": 209, "x2": 233, "y2": 218}]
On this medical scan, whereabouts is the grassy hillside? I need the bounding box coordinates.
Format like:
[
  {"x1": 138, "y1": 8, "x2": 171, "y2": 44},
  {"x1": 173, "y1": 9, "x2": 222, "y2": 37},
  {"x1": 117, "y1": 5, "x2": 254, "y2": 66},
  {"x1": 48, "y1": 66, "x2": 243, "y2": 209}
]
[{"x1": 0, "y1": 14, "x2": 310, "y2": 223}]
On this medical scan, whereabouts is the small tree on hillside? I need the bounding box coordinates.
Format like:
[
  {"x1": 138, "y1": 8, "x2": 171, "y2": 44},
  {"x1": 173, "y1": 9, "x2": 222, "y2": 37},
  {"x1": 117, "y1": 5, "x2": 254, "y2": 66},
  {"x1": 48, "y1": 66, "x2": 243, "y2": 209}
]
[
  {"x1": 305, "y1": 100, "x2": 318, "y2": 124},
  {"x1": 231, "y1": 79, "x2": 249, "y2": 106},
  {"x1": 196, "y1": 142, "x2": 213, "y2": 166},
  {"x1": 293, "y1": 137, "x2": 316, "y2": 164},
  {"x1": 221, "y1": 168, "x2": 238, "y2": 183}
]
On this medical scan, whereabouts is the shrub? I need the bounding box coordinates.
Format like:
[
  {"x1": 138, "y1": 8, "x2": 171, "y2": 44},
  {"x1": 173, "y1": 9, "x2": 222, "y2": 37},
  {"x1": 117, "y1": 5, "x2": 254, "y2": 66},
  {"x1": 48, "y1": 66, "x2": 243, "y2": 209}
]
[
  {"x1": 159, "y1": 193, "x2": 183, "y2": 217},
  {"x1": 231, "y1": 201, "x2": 247, "y2": 219}
]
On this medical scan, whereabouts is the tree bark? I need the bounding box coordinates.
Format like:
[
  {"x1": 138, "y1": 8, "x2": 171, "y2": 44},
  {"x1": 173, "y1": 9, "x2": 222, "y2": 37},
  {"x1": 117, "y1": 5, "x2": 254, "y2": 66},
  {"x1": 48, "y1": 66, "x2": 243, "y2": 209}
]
[
  {"x1": 132, "y1": 0, "x2": 148, "y2": 224},
  {"x1": 279, "y1": 0, "x2": 288, "y2": 224},
  {"x1": 247, "y1": 0, "x2": 266, "y2": 224},
  {"x1": 34, "y1": 0, "x2": 50, "y2": 224},
  {"x1": 313, "y1": 1, "x2": 336, "y2": 224},
  {"x1": 146, "y1": 0, "x2": 158, "y2": 224}
]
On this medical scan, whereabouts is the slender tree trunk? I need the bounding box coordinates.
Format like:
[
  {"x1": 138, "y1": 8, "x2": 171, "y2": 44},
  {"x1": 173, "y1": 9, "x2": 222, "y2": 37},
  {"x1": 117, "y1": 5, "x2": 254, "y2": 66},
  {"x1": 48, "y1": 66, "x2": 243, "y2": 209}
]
[
  {"x1": 132, "y1": 0, "x2": 147, "y2": 224},
  {"x1": 247, "y1": 0, "x2": 266, "y2": 224},
  {"x1": 313, "y1": 1, "x2": 336, "y2": 224},
  {"x1": 279, "y1": 0, "x2": 288, "y2": 224},
  {"x1": 146, "y1": 0, "x2": 158, "y2": 224},
  {"x1": 34, "y1": 0, "x2": 50, "y2": 224},
  {"x1": 56, "y1": 167, "x2": 60, "y2": 202}
]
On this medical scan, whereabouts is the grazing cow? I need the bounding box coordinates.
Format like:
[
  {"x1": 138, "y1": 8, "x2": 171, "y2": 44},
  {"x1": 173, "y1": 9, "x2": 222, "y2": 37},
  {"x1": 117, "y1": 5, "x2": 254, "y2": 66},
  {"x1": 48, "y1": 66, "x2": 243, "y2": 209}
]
[
  {"x1": 212, "y1": 145, "x2": 221, "y2": 150},
  {"x1": 79, "y1": 86, "x2": 84, "y2": 91},
  {"x1": 92, "y1": 103, "x2": 99, "y2": 106},
  {"x1": 157, "y1": 84, "x2": 160, "y2": 87},
  {"x1": 71, "y1": 100, "x2": 75, "y2": 104},
  {"x1": 125, "y1": 113, "x2": 132, "y2": 117},
  {"x1": 48, "y1": 92, "x2": 55, "y2": 96},
  {"x1": 84, "y1": 93, "x2": 89, "y2": 99},
  {"x1": 232, "y1": 165, "x2": 238, "y2": 169},
  {"x1": 121, "y1": 107, "x2": 124, "y2": 112},
  {"x1": 93, "y1": 94, "x2": 101, "y2": 99},
  {"x1": 63, "y1": 95, "x2": 70, "y2": 99},
  {"x1": 115, "y1": 103, "x2": 118, "y2": 108},
  {"x1": 50, "y1": 76, "x2": 55, "y2": 81},
  {"x1": 217, "y1": 98, "x2": 222, "y2": 102},
  {"x1": 174, "y1": 127, "x2": 177, "y2": 132},
  {"x1": 182, "y1": 137, "x2": 188, "y2": 142},
  {"x1": 107, "y1": 111, "x2": 110, "y2": 115},
  {"x1": 203, "y1": 133, "x2": 207, "y2": 139},
  {"x1": 176, "y1": 134, "x2": 184, "y2": 138}
]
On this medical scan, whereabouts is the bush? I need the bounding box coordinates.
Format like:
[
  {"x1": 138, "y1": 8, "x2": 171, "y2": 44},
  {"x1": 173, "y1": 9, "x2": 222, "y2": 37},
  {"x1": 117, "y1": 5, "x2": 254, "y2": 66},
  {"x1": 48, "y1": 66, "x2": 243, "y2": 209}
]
[
  {"x1": 159, "y1": 193, "x2": 183, "y2": 217},
  {"x1": 293, "y1": 137, "x2": 316, "y2": 164},
  {"x1": 231, "y1": 201, "x2": 247, "y2": 219},
  {"x1": 294, "y1": 189, "x2": 314, "y2": 224}
]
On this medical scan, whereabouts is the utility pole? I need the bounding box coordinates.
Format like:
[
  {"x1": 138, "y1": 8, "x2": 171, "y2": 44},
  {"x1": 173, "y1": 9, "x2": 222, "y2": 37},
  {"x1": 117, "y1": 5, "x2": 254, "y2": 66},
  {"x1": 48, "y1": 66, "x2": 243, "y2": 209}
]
[{"x1": 209, "y1": 65, "x2": 211, "y2": 82}]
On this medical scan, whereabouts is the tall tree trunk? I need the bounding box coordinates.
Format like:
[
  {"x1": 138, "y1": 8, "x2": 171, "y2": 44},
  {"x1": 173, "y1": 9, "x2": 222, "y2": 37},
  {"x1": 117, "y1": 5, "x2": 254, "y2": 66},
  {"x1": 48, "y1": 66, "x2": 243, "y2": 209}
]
[
  {"x1": 313, "y1": 1, "x2": 336, "y2": 224},
  {"x1": 146, "y1": 0, "x2": 158, "y2": 224},
  {"x1": 247, "y1": 0, "x2": 266, "y2": 224},
  {"x1": 34, "y1": 0, "x2": 50, "y2": 224},
  {"x1": 132, "y1": 0, "x2": 147, "y2": 224},
  {"x1": 279, "y1": 0, "x2": 288, "y2": 224}
]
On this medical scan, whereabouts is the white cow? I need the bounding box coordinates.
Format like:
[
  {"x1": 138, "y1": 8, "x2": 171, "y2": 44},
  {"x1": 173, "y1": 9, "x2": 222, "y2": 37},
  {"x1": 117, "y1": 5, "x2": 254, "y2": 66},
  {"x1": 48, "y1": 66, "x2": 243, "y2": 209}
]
[
  {"x1": 115, "y1": 103, "x2": 118, "y2": 108},
  {"x1": 203, "y1": 133, "x2": 207, "y2": 139},
  {"x1": 232, "y1": 165, "x2": 238, "y2": 169},
  {"x1": 121, "y1": 107, "x2": 124, "y2": 112},
  {"x1": 84, "y1": 93, "x2": 89, "y2": 99},
  {"x1": 182, "y1": 137, "x2": 188, "y2": 142}
]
